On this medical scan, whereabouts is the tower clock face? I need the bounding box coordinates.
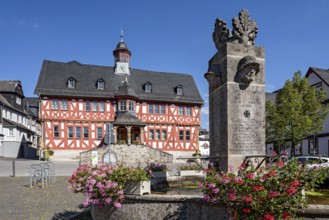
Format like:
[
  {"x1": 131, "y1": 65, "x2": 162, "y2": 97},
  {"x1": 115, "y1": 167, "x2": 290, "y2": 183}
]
[{"x1": 115, "y1": 62, "x2": 130, "y2": 75}]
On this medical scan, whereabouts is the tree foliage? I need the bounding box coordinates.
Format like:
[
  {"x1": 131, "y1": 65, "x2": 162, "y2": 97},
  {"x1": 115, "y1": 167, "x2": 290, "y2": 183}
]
[{"x1": 266, "y1": 71, "x2": 329, "y2": 148}]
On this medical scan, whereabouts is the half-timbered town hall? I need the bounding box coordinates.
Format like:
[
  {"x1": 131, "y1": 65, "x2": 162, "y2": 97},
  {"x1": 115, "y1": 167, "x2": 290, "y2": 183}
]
[{"x1": 34, "y1": 36, "x2": 203, "y2": 159}]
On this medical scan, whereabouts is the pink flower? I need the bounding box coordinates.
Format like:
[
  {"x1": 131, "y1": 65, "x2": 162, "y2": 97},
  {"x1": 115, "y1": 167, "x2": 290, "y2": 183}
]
[
  {"x1": 114, "y1": 202, "x2": 122, "y2": 208},
  {"x1": 276, "y1": 161, "x2": 284, "y2": 167},
  {"x1": 212, "y1": 188, "x2": 219, "y2": 194},
  {"x1": 208, "y1": 183, "x2": 216, "y2": 189},
  {"x1": 245, "y1": 173, "x2": 255, "y2": 180},
  {"x1": 220, "y1": 178, "x2": 229, "y2": 184},
  {"x1": 104, "y1": 198, "x2": 112, "y2": 204}
]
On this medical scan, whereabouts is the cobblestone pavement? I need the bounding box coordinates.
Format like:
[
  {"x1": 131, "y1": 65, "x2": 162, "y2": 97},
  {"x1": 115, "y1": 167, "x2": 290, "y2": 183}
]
[{"x1": 0, "y1": 176, "x2": 88, "y2": 220}]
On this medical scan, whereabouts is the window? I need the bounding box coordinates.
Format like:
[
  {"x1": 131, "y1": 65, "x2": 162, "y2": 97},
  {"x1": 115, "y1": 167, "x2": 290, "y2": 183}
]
[
  {"x1": 97, "y1": 80, "x2": 105, "y2": 90},
  {"x1": 83, "y1": 127, "x2": 89, "y2": 139},
  {"x1": 156, "y1": 130, "x2": 161, "y2": 140},
  {"x1": 68, "y1": 126, "x2": 73, "y2": 138},
  {"x1": 92, "y1": 101, "x2": 98, "y2": 112},
  {"x1": 186, "y1": 107, "x2": 192, "y2": 116},
  {"x1": 99, "y1": 102, "x2": 105, "y2": 112},
  {"x1": 161, "y1": 130, "x2": 167, "y2": 140},
  {"x1": 148, "y1": 105, "x2": 153, "y2": 114},
  {"x1": 76, "y1": 127, "x2": 81, "y2": 138},
  {"x1": 178, "y1": 106, "x2": 184, "y2": 116},
  {"x1": 186, "y1": 130, "x2": 190, "y2": 141},
  {"x1": 54, "y1": 126, "x2": 60, "y2": 138},
  {"x1": 61, "y1": 100, "x2": 68, "y2": 110},
  {"x1": 16, "y1": 97, "x2": 21, "y2": 105},
  {"x1": 160, "y1": 105, "x2": 165, "y2": 114},
  {"x1": 179, "y1": 130, "x2": 184, "y2": 140},
  {"x1": 52, "y1": 100, "x2": 59, "y2": 110},
  {"x1": 129, "y1": 101, "x2": 134, "y2": 111},
  {"x1": 154, "y1": 105, "x2": 159, "y2": 114},
  {"x1": 85, "y1": 101, "x2": 90, "y2": 111},
  {"x1": 145, "y1": 82, "x2": 152, "y2": 92},
  {"x1": 67, "y1": 78, "x2": 76, "y2": 88},
  {"x1": 176, "y1": 86, "x2": 183, "y2": 95},
  {"x1": 149, "y1": 129, "x2": 154, "y2": 140},
  {"x1": 97, "y1": 127, "x2": 103, "y2": 139},
  {"x1": 8, "y1": 128, "x2": 14, "y2": 136},
  {"x1": 119, "y1": 100, "x2": 126, "y2": 111},
  {"x1": 120, "y1": 53, "x2": 124, "y2": 61}
]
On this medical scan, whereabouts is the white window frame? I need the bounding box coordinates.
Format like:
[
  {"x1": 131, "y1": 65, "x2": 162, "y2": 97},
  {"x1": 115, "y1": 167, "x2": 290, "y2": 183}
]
[
  {"x1": 178, "y1": 106, "x2": 184, "y2": 116},
  {"x1": 68, "y1": 126, "x2": 73, "y2": 138},
  {"x1": 61, "y1": 100, "x2": 68, "y2": 110},
  {"x1": 68, "y1": 79, "x2": 76, "y2": 88},
  {"x1": 97, "y1": 80, "x2": 105, "y2": 90},
  {"x1": 92, "y1": 101, "x2": 98, "y2": 112},
  {"x1": 8, "y1": 128, "x2": 14, "y2": 136},
  {"x1": 97, "y1": 127, "x2": 103, "y2": 139},
  {"x1": 129, "y1": 101, "x2": 134, "y2": 112},
  {"x1": 186, "y1": 107, "x2": 192, "y2": 116},
  {"x1": 16, "y1": 97, "x2": 21, "y2": 105},
  {"x1": 99, "y1": 102, "x2": 105, "y2": 112},
  {"x1": 119, "y1": 100, "x2": 126, "y2": 111},
  {"x1": 52, "y1": 100, "x2": 59, "y2": 110}
]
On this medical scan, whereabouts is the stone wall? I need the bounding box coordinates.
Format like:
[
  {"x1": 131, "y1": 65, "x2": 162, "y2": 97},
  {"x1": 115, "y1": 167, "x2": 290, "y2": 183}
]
[
  {"x1": 80, "y1": 144, "x2": 173, "y2": 165},
  {"x1": 90, "y1": 194, "x2": 329, "y2": 220},
  {"x1": 91, "y1": 195, "x2": 228, "y2": 220}
]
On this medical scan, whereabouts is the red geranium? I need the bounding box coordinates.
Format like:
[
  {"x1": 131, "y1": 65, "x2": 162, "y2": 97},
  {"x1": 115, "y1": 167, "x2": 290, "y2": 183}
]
[
  {"x1": 242, "y1": 208, "x2": 251, "y2": 213},
  {"x1": 264, "y1": 213, "x2": 275, "y2": 220},
  {"x1": 253, "y1": 185, "x2": 264, "y2": 191},
  {"x1": 291, "y1": 180, "x2": 299, "y2": 187},
  {"x1": 282, "y1": 212, "x2": 292, "y2": 219},
  {"x1": 243, "y1": 196, "x2": 253, "y2": 203},
  {"x1": 276, "y1": 161, "x2": 284, "y2": 167},
  {"x1": 285, "y1": 187, "x2": 297, "y2": 196}
]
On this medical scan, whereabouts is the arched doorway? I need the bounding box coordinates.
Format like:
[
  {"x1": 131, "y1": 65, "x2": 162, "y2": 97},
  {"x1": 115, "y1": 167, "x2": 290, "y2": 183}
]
[{"x1": 117, "y1": 126, "x2": 127, "y2": 144}]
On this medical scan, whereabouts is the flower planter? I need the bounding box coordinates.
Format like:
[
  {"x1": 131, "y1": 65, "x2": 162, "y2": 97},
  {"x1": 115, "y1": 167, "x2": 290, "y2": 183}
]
[
  {"x1": 124, "y1": 181, "x2": 150, "y2": 195},
  {"x1": 180, "y1": 170, "x2": 205, "y2": 177},
  {"x1": 152, "y1": 171, "x2": 169, "y2": 178}
]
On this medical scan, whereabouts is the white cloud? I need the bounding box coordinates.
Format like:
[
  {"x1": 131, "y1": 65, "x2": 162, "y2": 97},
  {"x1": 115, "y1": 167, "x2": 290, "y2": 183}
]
[{"x1": 201, "y1": 106, "x2": 209, "y2": 115}]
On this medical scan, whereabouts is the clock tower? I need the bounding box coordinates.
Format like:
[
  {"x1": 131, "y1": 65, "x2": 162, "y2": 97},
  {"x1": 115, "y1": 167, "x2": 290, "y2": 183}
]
[{"x1": 113, "y1": 30, "x2": 131, "y2": 75}]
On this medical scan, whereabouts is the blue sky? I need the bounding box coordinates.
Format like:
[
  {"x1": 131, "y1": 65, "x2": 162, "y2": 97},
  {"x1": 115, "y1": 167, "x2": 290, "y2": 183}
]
[{"x1": 1, "y1": 1, "x2": 329, "y2": 129}]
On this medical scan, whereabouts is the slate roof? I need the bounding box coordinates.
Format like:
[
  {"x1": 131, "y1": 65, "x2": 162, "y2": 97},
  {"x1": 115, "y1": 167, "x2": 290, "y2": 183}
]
[
  {"x1": 307, "y1": 67, "x2": 329, "y2": 86},
  {"x1": 34, "y1": 60, "x2": 203, "y2": 105},
  {"x1": 0, "y1": 80, "x2": 24, "y2": 96},
  {"x1": 23, "y1": 97, "x2": 39, "y2": 118},
  {"x1": 0, "y1": 93, "x2": 27, "y2": 116},
  {"x1": 3, "y1": 118, "x2": 33, "y2": 133},
  {"x1": 113, "y1": 112, "x2": 146, "y2": 126}
]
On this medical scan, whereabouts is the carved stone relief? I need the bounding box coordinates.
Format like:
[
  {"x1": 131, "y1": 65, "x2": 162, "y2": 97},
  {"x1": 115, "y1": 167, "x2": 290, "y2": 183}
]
[{"x1": 236, "y1": 55, "x2": 260, "y2": 83}]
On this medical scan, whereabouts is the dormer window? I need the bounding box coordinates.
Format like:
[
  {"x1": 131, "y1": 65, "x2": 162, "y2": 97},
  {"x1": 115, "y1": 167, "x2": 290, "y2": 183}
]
[
  {"x1": 176, "y1": 85, "x2": 183, "y2": 95},
  {"x1": 97, "y1": 79, "x2": 105, "y2": 90},
  {"x1": 67, "y1": 77, "x2": 76, "y2": 88},
  {"x1": 145, "y1": 82, "x2": 152, "y2": 93}
]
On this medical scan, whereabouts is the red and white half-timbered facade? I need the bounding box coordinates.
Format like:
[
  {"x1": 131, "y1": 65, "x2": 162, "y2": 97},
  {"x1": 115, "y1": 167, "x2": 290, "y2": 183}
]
[{"x1": 35, "y1": 39, "x2": 203, "y2": 159}]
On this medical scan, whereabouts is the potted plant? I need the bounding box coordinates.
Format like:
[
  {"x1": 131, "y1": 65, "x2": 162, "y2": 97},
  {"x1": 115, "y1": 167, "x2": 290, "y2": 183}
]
[
  {"x1": 144, "y1": 162, "x2": 169, "y2": 178},
  {"x1": 179, "y1": 163, "x2": 205, "y2": 177},
  {"x1": 69, "y1": 163, "x2": 151, "y2": 211},
  {"x1": 43, "y1": 148, "x2": 54, "y2": 161}
]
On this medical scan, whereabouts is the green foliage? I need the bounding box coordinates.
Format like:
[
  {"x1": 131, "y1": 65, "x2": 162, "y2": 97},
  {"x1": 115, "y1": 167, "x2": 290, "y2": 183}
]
[
  {"x1": 203, "y1": 158, "x2": 328, "y2": 219},
  {"x1": 266, "y1": 71, "x2": 329, "y2": 147}
]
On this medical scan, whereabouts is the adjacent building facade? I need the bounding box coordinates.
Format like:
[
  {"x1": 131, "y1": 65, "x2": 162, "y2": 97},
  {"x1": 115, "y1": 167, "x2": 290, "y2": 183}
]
[
  {"x1": 34, "y1": 39, "x2": 203, "y2": 159},
  {"x1": 0, "y1": 81, "x2": 41, "y2": 158},
  {"x1": 266, "y1": 67, "x2": 329, "y2": 157}
]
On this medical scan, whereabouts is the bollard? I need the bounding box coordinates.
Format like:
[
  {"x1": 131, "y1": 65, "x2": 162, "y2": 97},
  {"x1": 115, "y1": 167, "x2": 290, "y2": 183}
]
[{"x1": 12, "y1": 160, "x2": 15, "y2": 177}]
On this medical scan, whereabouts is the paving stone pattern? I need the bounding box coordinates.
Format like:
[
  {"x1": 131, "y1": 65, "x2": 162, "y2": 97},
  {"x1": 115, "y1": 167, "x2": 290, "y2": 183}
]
[{"x1": 0, "y1": 176, "x2": 87, "y2": 220}]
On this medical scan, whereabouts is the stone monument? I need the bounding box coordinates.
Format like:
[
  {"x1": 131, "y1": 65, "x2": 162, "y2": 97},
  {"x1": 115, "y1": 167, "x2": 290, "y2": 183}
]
[{"x1": 205, "y1": 9, "x2": 265, "y2": 171}]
